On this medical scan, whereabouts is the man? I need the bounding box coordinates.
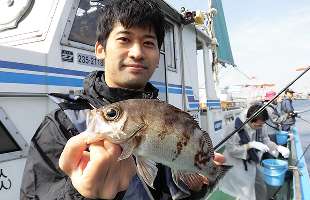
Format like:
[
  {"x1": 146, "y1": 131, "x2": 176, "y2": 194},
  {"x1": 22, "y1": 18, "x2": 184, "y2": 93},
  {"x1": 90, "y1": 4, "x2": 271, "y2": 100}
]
[
  {"x1": 20, "y1": 1, "x2": 224, "y2": 199},
  {"x1": 219, "y1": 104, "x2": 289, "y2": 200},
  {"x1": 263, "y1": 91, "x2": 286, "y2": 143},
  {"x1": 281, "y1": 88, "x2": 297, "y2": 131}
]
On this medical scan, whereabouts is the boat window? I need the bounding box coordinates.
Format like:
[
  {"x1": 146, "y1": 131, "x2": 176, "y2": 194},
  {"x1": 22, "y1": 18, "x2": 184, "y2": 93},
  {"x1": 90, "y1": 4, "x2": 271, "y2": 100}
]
[
  {"x1": 67, "y1": 0, "x2": 106, "y2": 47},
  {"x1": 0, "y1": 122, "x2": 21, "y2": 154},
  {"x1": 0, "y1": 107, "x2": 28, "y2": 162}
]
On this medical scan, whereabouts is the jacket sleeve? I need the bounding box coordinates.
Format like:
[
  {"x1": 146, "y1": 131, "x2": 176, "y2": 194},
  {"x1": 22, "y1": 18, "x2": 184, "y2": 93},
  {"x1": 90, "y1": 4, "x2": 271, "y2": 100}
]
[
  {"x1": 275, "y1": 114, "x2": 287, "y2": 124},
  {"x1": 225, "y1": 132, "x2": 248, "y2": 160},
  {"x1": 261, "y1": 128, "x2": 279, "y2": 157},
  {"x1": 20, "y1": 110, "x2": 93, "y2": 200},
  {"x1": 266, "y1": 107, "x2": 280, "y2": 125}
]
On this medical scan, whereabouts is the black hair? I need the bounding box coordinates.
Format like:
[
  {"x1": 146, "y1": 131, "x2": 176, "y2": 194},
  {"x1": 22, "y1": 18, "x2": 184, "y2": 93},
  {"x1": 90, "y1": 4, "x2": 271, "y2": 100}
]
[
  {"x1": 246, "y1": 103, "x2": 269, "y2": 122},
  {"x1": 285, "y1": 89, "x2": 294, "y2": 94},
  {"x1": 96, "y1": 0, "x2": 166, "y2": 48}
]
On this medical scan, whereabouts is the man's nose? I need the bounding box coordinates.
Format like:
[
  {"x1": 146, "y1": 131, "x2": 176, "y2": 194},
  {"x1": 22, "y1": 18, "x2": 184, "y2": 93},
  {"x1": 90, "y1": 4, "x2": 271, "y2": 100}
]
[{"x1": 128, "y1": 43, "x2": 144, "y2": 60}]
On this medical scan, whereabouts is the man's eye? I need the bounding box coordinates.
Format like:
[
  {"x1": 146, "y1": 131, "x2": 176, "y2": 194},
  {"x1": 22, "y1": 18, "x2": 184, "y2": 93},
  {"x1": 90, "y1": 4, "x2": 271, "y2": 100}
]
[
  {"x1": 118, "y1": 37, "x2": 129, "y2": 43},
  {"x1": 144, "y1": 41, "x2": 155, "y2": 47}
]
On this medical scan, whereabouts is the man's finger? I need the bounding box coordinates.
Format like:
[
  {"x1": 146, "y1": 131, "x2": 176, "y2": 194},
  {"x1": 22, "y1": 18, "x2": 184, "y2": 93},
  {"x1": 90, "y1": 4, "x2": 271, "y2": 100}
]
[
  {"x1": 81, "y1": 140, "x2": 122, "y2": 179},
  {"x1": 59, "y1": 132, "x2": 89, "y2": 175},
  {"x1": 214, "y1": 153, "x2": 225, "y2": 164},
  {"x1": 103, "y1": 140, "x2": 122, "y2": 156}
]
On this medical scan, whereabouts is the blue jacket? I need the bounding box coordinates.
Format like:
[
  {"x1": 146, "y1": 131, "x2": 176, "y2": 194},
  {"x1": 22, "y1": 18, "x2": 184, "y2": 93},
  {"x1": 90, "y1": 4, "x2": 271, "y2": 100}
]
[{"x1": 280, "y1": 97, "x2": 296, "y2": 125}]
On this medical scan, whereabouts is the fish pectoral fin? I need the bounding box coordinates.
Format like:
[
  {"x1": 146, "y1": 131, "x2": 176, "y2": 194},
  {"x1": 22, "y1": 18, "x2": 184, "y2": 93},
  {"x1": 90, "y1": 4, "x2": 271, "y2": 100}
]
[
  {"x1": 136, "y1": 157, "x2": 158, "y2": 189},
  {"x1": 118, "y1": 140, "x2": 135, "y2": 161},
  {"x1": 171, "y1": 170, "x2": 197, "y2": 194},
  {"x1": 202, "y1": 164, "x2": 233, "y2": 194}
]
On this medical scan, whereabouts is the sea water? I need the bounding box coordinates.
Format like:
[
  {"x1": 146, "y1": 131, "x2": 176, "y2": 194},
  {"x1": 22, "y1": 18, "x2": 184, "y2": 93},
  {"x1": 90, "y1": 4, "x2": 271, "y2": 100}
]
[{"x1": 293, "y1": 99, "x2": 310, "y2": 174}]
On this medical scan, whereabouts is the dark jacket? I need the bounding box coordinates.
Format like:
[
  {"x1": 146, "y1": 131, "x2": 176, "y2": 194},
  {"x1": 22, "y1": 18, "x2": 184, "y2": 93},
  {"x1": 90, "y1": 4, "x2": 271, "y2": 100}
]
[
  {"x1": 20, "y1": 71, "x2": 205, "y2": 200},
  {"x1": 280, "y1": 97, "x2": 296, "y2": 125}
]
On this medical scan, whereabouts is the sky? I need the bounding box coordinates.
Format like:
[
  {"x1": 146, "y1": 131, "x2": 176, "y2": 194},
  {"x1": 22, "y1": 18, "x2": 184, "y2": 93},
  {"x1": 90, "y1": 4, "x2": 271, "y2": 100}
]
[{"x1": 165, "y1": 0, "x2": 310, "y2": 94}]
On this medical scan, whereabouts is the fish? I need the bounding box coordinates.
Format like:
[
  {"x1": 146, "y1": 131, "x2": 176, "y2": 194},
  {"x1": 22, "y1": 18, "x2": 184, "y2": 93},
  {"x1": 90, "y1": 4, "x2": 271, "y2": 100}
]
[{"x1": 85, "y1": 99, "x2": 231, "y2": 193}]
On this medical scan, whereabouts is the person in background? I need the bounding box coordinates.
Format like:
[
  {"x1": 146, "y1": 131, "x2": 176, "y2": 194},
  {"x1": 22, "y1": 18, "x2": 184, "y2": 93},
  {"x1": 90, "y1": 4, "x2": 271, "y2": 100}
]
[
  {"x1": 219, "y1": 104, "x2": 290, "y2": 200},
  {"x1": 263, "y1": 91, "x2": 286, "y2": 143},
  {"x1": 20, "y1": 1, "x2": 224, "y2": 199},
  {"x1": 281, "y1": 88, "x2": 297, "y2": 131}
]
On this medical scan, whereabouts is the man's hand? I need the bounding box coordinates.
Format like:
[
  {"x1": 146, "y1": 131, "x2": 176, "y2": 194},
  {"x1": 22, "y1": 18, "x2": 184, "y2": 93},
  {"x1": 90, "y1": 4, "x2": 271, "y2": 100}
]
[
  {"x1": 277, "y1": 145, "x2": 290, "y2": 158},
  {"x1": 248, "y1": 141, "x2": 270, "y2": 152},
  {"x1": 59, "y1": 132, "x2": 136, "y2": 199},
  {"x1": 289, "y1": 112, "x2": 298, "y2": 118}
]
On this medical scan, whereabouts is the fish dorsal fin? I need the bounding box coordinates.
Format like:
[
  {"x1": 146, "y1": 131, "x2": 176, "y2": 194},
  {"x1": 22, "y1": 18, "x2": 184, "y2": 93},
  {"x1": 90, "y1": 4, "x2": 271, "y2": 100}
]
[
  {"x1": 200, "y1": 131, "x2": 215, "y2": 157},
  {"x1": 163, "y1": 102, "x2": 200, "y2": 126},
  {"x1": 118, "y1": 139, "x2": 135, "y2": 161},
  {"x1": 136, "y1": 157, "x2": 158, "y2": 189}
]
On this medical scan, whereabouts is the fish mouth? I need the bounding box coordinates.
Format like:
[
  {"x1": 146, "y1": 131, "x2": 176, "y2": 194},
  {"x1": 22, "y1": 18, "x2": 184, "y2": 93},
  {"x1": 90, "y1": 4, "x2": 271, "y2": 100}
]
[{"x1": 111, "y1": 123, "x2": 146, "y2": 144}]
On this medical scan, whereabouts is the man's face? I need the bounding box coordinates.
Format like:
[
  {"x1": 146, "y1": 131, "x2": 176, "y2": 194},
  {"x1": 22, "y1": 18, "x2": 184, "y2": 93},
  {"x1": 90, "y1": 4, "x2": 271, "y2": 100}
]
[
  {"x1": 96, "y1": 22, "x2": 160, "y2": 89},
  {"x1": 249, "y1": 119, "x2": 265, "y2": 129},
  {"x1": 287, "y1": 92, "x2": 294, "y2": 99}
]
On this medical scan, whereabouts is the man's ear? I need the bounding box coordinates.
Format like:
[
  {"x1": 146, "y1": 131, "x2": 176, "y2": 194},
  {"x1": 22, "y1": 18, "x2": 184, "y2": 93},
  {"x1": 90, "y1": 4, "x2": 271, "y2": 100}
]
[{"x1": 95, "y1": 41, "x2": 105, "y2": 60}]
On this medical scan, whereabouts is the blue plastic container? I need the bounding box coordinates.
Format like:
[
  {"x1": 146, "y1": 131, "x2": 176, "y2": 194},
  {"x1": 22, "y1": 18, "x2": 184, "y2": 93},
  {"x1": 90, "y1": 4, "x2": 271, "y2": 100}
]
[
  {"x1": 276, "y1": 131, "x2": 288, "y2": 145},
  {"x1": 262, "y1": 159, "x2": 288, "y2": 186}
]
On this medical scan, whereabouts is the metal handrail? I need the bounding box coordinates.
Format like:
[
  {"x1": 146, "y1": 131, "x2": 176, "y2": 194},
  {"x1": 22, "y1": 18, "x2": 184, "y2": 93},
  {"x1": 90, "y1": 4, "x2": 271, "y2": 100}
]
[{"x1": 0, "y1": 92, "x2": 48, "y2": 97}]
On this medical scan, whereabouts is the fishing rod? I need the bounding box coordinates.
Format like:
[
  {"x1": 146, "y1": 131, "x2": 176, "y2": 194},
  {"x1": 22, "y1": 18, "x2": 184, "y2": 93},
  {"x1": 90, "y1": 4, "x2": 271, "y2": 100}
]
[
  {"x1": 294, "y1": 143, "x2": 310, "y2": 167},
  {"x1": 296, "y1": 115, "x2": 310, "y2": 126},
  {"x1": 296, "y1": 108, "x2": 310, "y2": 115},
  {"x1": 214, "y1": 66, "x2": 310, "y2": 150}
]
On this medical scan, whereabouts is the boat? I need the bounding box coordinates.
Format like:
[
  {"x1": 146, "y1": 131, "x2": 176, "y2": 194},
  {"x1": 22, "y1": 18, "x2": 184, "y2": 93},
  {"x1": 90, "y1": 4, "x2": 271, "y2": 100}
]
[{"x1": 0, "y1": 0, "x2": 308, "y2": 199}]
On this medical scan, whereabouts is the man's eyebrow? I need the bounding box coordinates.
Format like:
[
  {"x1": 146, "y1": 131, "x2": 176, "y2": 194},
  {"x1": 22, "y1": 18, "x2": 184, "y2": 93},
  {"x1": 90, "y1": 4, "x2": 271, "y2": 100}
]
[
  {"x1": 144, "y1": 34, "x2": 157, "y2": 40},
  {"x1": 116, "y1": 31, "x2": 157, "y2": 40},
  {"x1": 116, "y1": 30, "x2": 131, "y2": 35}
]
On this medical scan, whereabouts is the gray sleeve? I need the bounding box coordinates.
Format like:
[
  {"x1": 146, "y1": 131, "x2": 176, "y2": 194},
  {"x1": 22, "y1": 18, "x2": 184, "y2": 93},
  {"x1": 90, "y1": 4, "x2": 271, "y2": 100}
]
[
  {"x1": 267, "y1": 106, "x2": 285, "y2": 125},
  {"x1": 225, "y1": 132, "x2": 248, "y2": 160},
  {"x1": 267, "y1": 107, "x2": 279, "y2": 124}
]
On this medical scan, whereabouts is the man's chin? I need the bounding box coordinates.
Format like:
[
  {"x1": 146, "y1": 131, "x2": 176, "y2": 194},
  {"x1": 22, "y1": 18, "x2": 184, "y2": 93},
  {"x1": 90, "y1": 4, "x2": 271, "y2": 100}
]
[{"x1": 122, "y1": 79, "x2": 147, "y2": 90}]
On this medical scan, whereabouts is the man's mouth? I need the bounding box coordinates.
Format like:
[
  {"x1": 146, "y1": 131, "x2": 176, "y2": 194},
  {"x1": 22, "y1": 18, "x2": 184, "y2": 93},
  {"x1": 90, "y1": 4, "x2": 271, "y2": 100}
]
[{"x1": 125, "y1": 64, "x2": 147, "y2": 69}]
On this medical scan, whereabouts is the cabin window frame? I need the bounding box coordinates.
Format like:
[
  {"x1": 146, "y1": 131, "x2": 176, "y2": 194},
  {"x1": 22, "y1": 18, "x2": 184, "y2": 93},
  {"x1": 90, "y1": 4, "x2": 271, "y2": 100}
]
[
  {"x1": 61, "y1": 0, "x2": 103, "y2": 51},
  {"x1": 61, "y1": 0, "x2": 179, "y2": 61},
  {"x1": 164, "y1": 20, "x2": 177, "y2": 72},
  {"x1": 0, "y1": 107, "x2": 28, "y2": 163}
]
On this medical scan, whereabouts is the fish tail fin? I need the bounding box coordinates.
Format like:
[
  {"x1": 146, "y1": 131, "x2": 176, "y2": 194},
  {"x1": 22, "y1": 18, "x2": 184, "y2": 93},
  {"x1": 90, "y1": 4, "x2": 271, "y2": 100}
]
[{"x1": 207, "y1": 164, "x2": 233, "y2": 193}]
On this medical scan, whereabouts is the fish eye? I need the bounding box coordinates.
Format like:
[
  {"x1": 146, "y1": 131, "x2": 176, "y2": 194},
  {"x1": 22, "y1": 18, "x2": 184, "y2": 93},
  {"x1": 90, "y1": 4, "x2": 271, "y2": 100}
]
[{"x1": 103, "y1": 106, "x2": 120, "y2": 121}]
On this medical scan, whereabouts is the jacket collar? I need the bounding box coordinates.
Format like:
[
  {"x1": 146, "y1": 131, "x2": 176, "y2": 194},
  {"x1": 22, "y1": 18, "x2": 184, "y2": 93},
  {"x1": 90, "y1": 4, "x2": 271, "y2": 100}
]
[{"x1": 83, "y1": 71, "x2": 159, "y2": 104}]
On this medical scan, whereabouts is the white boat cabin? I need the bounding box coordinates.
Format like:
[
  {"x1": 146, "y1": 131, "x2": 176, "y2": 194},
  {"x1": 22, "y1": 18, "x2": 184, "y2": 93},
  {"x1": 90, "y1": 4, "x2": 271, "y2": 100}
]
[{"x1": 0, "y1": 0, "x2": 241, "y2": 199}]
